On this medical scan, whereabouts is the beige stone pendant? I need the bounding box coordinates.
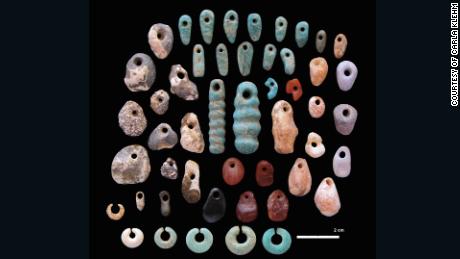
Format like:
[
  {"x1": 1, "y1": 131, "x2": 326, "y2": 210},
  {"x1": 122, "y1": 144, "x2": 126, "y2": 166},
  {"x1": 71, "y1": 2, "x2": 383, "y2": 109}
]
[
  {"x1": 305, "y1": 132, "x2": 325, "y2": 158},
  {"x1": 271, "y1": 100, "x2": 298, "y2": 154},
  {"x1": 314, "y1": 177, "x2": 341, "y2": 217},
  {"x1": 180, "y1": 113, "x2": 205, "y2": 153},
  {"x1": 182, "y1": 160, "x2": 201, "y2": 204},
  {"x1": 288, "y1": 158, "x2": 312, "y2": 197}
]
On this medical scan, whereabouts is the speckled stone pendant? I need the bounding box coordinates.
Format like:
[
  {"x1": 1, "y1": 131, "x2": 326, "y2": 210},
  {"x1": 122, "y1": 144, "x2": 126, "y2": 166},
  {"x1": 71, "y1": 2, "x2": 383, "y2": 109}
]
[
  {"x1": 209, "y1": 79, "x2": 226, "y2": 154},
  {"x1": 148, "y1": 23, "x2": 173, "y2": 59},
  {"x1": 310, "y1": 57, "x2": 328, "y2": 87},
  {"x1": 178, "y1": 15, "x2": 192, "y2": 45},
  {"x1": 334, "y1": 33, "x2": 348, "y2": 59},
  {"x1": 333, "y1": 104, "x2": 358, "y2": 135},
  {"x1": 111, "y1": 144, "x2": 151, "y2": 184},
  {"x1": 124, "y1": 53, "x2": 156, "y2": 92},
  {"x1": 247, "y1": 13, "x2": 262, "y2": 41},
  {"x1": 336, "y1": 60, "x2": 358, "y2": 91},
  {"x1": 193, "y1": 44, "x2": 205, "y2": 77},
  {"x1": 280, "y1": 48, "x2": 295, "y2": 75},
  {"x1": 264, "y1": 77, "x2": 278, "y2": 100},
  {"x1": 216, "y1": 43, "x2": 229, "y2": 76},
  {"x1": 222, "y1": 157, "x2": 245, "y2": 186},
  {"x1": 118, "y1": 100, "x2": 147, "y2": 137},
  {"x1": 286, "y1": 78, "x2": 303, "y2": 101},
  {"x1": 200, "y1": 9, "x2": 215, "y2": 44},
  {"x1": 148, "y1": 123, "x2": 178, "y2": 150},
  {"x1": 223, "y1": 10, "x2": 239, "y2": 43},
  {"x1": 150, "y1": 89, "x2": 169, "y2": 115},
  {"x1": 308, "y1": 96, "x2": 326, "y2": 118},
  {"x1": 305, "y1": 132, "x2": 325, "y2": 158},
  {"x1": 333, "y1": 146, "x2": 351, "y2": 178},
  {"x1": 256, "y1": 160, "x2": 274, "y2": 187},
  {"x1": 159, "y1": 190, "x2": 171, "y2": 217},
  {"x1": 275, "y1": 16, "x2": 288, "y2": 42},
  {"x1": 295, "y1": 21, "x2": 309, "y2": 48},
  {"x1": 161, "y1": 157, "x2": 178, "y2": 180},
  {"x1": 314, "y1": 177, "x2": 341, "y2": 217},
  {"x1": 271, "y1": 100, "x2": 298, "y2": 154},
  {"x1": 182, "y1": 160, "x2": 201, "y2": 204},
  {"x1": 202, "y1": 188, "x2": 226, "y2": 223},
  {"x1": 263, "y1": 44, "x2": 277, "y2": 71},
  {"x1": 315, "y1": 30, "x2": 327, "y2": 53},
  {"x1": 180, "y1": 112, "x2": 205, "y2": 153},
  {"x1": 233, "y1": 81, "x2": 261, "y2": 154},
  {"x1": 169, "y1": 64, "x2": 199, "y2": 101},
  {"x1": 236, "y1": 191, "x2": 258, "y2": 223},
  {"x1": 237, "y1": 41, "x2": 254, "y2": 76},
  {"x1": 288, "y1": 158, "x2": 312, "y2": 197},
  {"x1": 267, "y1": 189, "x2": 289, "y2": 222}
]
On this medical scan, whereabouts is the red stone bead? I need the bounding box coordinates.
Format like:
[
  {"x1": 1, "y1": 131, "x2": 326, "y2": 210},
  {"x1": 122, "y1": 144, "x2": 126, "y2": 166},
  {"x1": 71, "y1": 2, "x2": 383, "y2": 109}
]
[
  {"x1": 236, "y1": 191, "x2": 258, "y2": 223},
  {"x1": 222, "y1": 157, "x2": 245, "y2": 185},
  {"x1": 285, "y1": 78, "x2": 303, "y2": 101},
  {"x1": 267, "y1": 189, "x2": 289, "y2": 222},
  {"x1": 255, "y1": 160, "x2": 274, "y2": 187}
]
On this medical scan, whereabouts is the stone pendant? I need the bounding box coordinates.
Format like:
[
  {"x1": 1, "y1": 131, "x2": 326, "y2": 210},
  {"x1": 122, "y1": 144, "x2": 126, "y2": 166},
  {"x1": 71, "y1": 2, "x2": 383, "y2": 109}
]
[
  {"x1": 180, "y1": 113, "x2": 205, "y2": 153},
  {"x1": 216, "y1": 44, "x2": 229, "y2": 76},
  {"x1": 264, "y1": 77, "x2": 278, "y2": 100},
  {"x1": 333, "y1": 104, "x2": 358, "y2": 135},
  {"x1": 223, "y1": 10, "x2": 239, "y2": 43},
  {"x1": 178, "y1": 15, "x2": 192, "y2": 45},
  {"x1": 336, "y1": 60, "x2": 358, "y2": 91},
  {"x1": 271, "y1": 100, "x2": 298, "y2": 154},
  {"x1": 123, "y1": 53, "x2": 156, "y2": 92},
  {"x1": 182, "y1": 160, "x2": 201, "y2": 204},
  {"x1": 222, "y1": 157, "x2": 245, "y2": 186},
  {"x1": 237, "y1": 41, "x2": 254, "y2": 76},
  {"x1": 267, "y1": 189, "x2": 289, "y2": 222},
  {"x1": 256, "y1": 160, "x2": 274, "y2": 187},
  {"x1": 305, "y1": 132, "x2": 326, "y2": 158},
  {"x1": 333, "y1": 146, "x2": 351, "y2": 178},
  {"x1": 160, "y1": 157, "x2": 178, "y2": 180},
  {"x1": 314, "y1": 177, "x2": 341, "y2": 217},
  {"x1": 275, "y1": 16, "x2": 287, "y2": 42},
  {"x1": 209, "y1": 79, "x2": 226, "y2": 154},
  {"x1": 169, "y1": 64, "x2": 199, "y2": 101},
  {"x1": 236, "y1": 191, "x2": 258, "y2": 223},
  {"x1": 118, "y1": 100, "x2": 147, "y2": 137},
  {"x1": 286, "y1": 78, "x2": 303, "y2": 101},
  {"x1": 111, "y1": 144, "x2": 151, "y2": 184},
  {"x1": 148, "y1": 123, "x2": 178, "y2": 150},
  {"x1": 295, "y1": 21, "x2": 309, "y2": 48},
  {"x1": 280, "y1": 48, "x2": 295, "y2": 75},
  {"x1": 233, "y1": 81, "x2": 261, "y2": 154},
  {"x1": 247, "y1": 13, "x2": 262, "y2": 41},
  {"x1": 202, "y1": 188, "x2": 226, "y2": 223},
  {"x1": 193, "y1": 44, "x2": 205, "y2": 77},
  {"x1": 308, "y1": 96, "x2": 326, "y2": 118},
  {"x1": 288, "y1": 158, "x2": 312, "y2": 197},
  {"x1": 334, "y1": 33, "x2": 348, "y2": 59},
  {"x1": 148, "y1": 23, "x2": 173, "y2": 59},
  {"x1": 136, "y1": 191, "x2": 145, "y2": 211},
  {"x1": 263, "y1": 44, "x2": 277, "y2": 71},
  {"x1": 200, "y1": 9, "x2": 215, "y2": 44},
  {"x1": 310, "y1": 57, "x2": 328, "y2": 87},
  {"x1": 159, "y1": 190, "x2": 171, "y2": 217},
  {"x1": 315, "y1": 30, "x2": 326, "y2": 53},
  {"x1": 150, "y1": 89, "x2": 169, "y2": 115}
]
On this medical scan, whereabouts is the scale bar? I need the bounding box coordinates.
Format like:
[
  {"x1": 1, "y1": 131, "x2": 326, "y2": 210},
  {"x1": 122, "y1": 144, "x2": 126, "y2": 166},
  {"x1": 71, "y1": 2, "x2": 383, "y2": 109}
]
[{"x1": 296, "y1": 235, "x2": 340, "y2": 239}]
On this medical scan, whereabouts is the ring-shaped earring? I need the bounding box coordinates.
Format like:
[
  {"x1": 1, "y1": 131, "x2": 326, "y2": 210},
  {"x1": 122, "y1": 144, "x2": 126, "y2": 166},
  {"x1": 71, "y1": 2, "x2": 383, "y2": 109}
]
[
  {"x1": 106, "y1": 203, "x2": 125, "y2": 221},
  {"x1": 225, "y1": 225, "x2": 256, "y2": 255},
  {"x1": 154, "y1": 226, "x2": 177, "y2": 249},
  {"x1": 185, "y1": 228, "x2": 213, "y2": 253},
  {"x1": 121, "y1": 228, "x2": 144, "y2": 249},
  {"x1": 262, "y1": 228, "x2": 292, "y2": 255}
]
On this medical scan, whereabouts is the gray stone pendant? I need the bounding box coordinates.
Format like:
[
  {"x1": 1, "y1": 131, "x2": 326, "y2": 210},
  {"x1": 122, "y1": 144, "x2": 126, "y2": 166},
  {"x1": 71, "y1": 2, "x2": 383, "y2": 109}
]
[
  {"x1": 263, "y1": 44, "x2": 277, "y2": 71},
  {"x1": 315, "y1": 30, "x2": 326, "y2": 53},
  {"x1": 216, "y1": 43, "x2": 228, "y2": 76},
  {"x1": 169, "y1": 64, "x2": 199, "y2": 100},
  {"x1": 333, "y1": 146, "x2": 351, "y2": 178},
  {"x1": 223, "y1": 10, "x2": 238, "y2": 43},
  {"x1": 200, "y1": 9, "x2": 215, "y2": 44},
  {"x1": 148, "y1": 123, "x2": 178, "y2": 150},
  {"x1": 150, "y1": 89, "x2": 169, "y2": 115},
  {"x1": 237, "y1": 41, "x2": 253, "y2": 76},
  {"x1": 111, "y1": 144, "x2": 151, "y2": 184},
  {"x1": 148, "y1": 23, "x2": 174, "y2": 59},
  {"x1": 178, "y1": 15, "x2": 192, "y2": 45},
  {"x1": 336, "y1": 60, "x2": 358, "y2": 91},
  {"x1": 118, "y1": 100, "x2": 147, "y2": 137},
  {"x1": 333, "y1": 104, "x2": 358, "y2": 135},
  {"x1": 208, "y1": 79, "x2": 226, "y2": 154},
  {"x1": 295, "y1": 21, "x2": 309, "y2": 48},
  {"x1": 161, "y1": 157, "x2": 178, "y2": 180},
  {"x1": 124, "y1": 53, "x2": 155, "y2": 92},
  {"x1": 280, "y1": 48, "x2": 295, "y2": 75},
  {"x1": 247, "y1": 13, "x2": 262, "y2": 41},
  {"x1": 275, "y1": 16, "x2": 287, "y2": 42},
  {"x1": 193, "y1": 44, "x2": 205, "y2": 77}
]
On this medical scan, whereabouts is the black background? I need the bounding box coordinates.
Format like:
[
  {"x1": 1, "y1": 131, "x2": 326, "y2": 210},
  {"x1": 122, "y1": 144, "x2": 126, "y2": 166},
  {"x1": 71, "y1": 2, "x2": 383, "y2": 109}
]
[{"x1": 90, "y1": 0, "x2": 374, "y2": 258}]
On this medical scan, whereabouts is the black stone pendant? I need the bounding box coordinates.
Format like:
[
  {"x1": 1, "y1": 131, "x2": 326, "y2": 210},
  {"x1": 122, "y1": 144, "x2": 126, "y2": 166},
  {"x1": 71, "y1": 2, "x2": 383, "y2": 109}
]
[{"x1": 202, "y1": 188, "x2": 226, "y2": 223}]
